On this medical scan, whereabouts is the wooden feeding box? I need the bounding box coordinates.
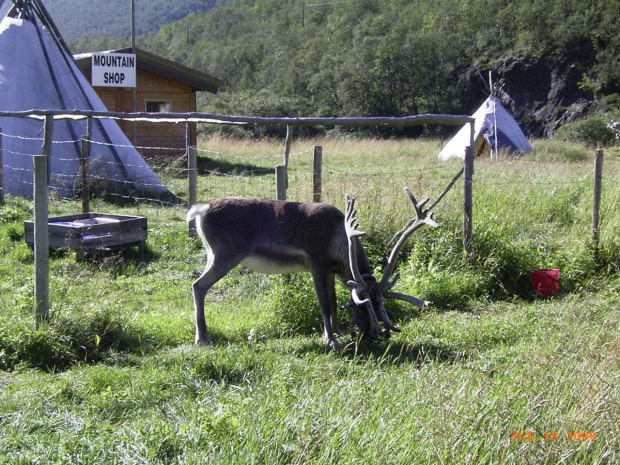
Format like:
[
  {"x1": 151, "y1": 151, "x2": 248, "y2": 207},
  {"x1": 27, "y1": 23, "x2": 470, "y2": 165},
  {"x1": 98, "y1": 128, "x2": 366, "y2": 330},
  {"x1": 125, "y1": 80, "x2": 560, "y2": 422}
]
[{"x1": 24, "y1": 213, "x2": 147, "y2": 257}]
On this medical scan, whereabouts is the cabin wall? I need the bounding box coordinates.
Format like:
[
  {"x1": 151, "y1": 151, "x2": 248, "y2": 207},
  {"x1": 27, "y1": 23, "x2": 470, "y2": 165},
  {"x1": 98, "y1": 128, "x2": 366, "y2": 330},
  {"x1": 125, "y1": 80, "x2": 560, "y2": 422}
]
[{"x1": 86, "y1": 68, "x2": 197, "y2": 157}]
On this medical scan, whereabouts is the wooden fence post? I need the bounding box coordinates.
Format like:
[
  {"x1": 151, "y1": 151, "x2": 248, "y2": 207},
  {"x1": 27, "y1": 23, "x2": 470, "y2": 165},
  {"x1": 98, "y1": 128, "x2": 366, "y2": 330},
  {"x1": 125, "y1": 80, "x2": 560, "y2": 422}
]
[
  {"x1": 592, "y1": 144, "x2": 604, "y2": 246},
  {"x1": 81, "y1": 117, "x2": 91, "y2": 213},
  {"x1": 0, "y1": 127, "x2": 3, "y2": 205},
  {"x1": 187, "y1": 123, "x2": 198, "y2": 236},
  {"x1": 463, "y1": 121, "x2": 474, "y2": 252},
  {"x1": 283, "y1": 125, "x2": 292, "y2": 188},
  {"x1": 34, "y1": 115, "x2": 53, "y2": 326},
  {"x1": 80, "y1": 135, "x2": 90, "y2": 213},
  {"x1": 276, "y1": 165, "x2": 287, "y2": 200},
  {"x1": 313, "y1": 145, "x2": 322, "y2": 202},
  {"x1": 42, "y1": 115, "x2": 53, "y2": 186}
]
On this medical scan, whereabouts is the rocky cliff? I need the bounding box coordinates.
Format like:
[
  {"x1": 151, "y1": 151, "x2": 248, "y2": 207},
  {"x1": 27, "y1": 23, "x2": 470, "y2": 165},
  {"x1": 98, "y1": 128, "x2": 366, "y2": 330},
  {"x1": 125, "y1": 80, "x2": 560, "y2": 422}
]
[{"x1": 463, "y1": 40, "x2": 598, "y2": 138}]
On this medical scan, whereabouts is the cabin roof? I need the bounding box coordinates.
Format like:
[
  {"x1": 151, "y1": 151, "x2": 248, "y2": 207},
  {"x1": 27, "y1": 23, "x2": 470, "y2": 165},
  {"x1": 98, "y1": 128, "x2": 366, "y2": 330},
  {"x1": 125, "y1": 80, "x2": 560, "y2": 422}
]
[{"x1": 74, "y1": 47, "x2": 221, "y2": 94}]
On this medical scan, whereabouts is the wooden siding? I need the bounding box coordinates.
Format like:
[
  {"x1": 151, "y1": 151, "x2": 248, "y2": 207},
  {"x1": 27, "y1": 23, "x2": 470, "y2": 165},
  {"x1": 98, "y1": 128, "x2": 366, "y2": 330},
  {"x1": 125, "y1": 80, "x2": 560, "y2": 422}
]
[{"x1": 85, "y1": 68, "x2": 197, "y2": 157}]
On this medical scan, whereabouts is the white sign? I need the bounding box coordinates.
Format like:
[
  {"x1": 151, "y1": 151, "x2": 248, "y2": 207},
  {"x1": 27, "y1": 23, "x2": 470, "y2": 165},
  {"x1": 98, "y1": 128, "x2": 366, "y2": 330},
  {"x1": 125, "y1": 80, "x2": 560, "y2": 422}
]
[{"x1": 91, "y1": 53, "x2": 136, "y2": 88}]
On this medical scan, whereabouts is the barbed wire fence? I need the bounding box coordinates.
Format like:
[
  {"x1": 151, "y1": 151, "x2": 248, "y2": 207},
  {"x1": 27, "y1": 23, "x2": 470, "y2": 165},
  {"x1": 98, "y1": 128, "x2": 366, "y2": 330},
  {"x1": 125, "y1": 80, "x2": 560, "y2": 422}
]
[
  {"x1": 0, "y1": 110, "x2": 475, "y2": 327},
  {"x1": 1, "y1": 109, "x2": 615, "y2": 329}
]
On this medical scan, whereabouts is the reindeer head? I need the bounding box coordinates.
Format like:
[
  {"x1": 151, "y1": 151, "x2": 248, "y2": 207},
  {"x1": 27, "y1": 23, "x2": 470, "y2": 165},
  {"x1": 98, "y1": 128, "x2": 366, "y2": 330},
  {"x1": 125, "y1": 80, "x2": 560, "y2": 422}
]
[{"x1": 342, "y1": 189, "x2": 438, "y2": 341}]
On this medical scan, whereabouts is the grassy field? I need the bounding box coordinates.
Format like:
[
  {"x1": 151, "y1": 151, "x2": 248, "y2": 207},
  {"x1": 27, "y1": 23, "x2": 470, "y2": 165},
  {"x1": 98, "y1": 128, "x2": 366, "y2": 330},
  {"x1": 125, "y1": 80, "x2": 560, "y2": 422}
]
[{"x1": 0, "y1": 137, "x2": 619, "y2": 464}]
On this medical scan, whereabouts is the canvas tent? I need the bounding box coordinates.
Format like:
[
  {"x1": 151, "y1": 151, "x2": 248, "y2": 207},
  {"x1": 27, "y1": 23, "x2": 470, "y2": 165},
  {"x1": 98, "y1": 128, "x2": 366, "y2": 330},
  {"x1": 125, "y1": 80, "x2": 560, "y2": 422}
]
[
  {"x1": 0, "y1": 0, "x2": 171, "y2": 200},
  {"x1": 438, "y1": 95, "x2": 532, "y2": 160}
]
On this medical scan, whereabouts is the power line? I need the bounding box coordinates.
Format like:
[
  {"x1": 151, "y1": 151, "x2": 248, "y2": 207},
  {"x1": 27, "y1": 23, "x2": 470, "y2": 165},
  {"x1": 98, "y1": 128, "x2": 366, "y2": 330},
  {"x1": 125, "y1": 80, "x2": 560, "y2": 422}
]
[{"x1": 306, "y1": 0, "x2": 355, "y2": 6}]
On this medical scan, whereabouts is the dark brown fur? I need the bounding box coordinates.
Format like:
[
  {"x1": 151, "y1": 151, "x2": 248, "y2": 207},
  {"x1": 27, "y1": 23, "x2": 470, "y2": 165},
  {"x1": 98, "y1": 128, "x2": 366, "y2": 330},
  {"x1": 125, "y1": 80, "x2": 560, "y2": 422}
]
[{"x1": 187, "y1": 198, "x2": 373, "y2": 347}]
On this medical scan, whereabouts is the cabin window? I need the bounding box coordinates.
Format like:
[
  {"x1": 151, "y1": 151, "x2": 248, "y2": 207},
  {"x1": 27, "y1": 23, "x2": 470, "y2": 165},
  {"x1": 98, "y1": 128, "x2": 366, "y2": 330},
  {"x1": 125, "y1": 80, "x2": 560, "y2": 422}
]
[{"x1": 146, "y1": 101, "x2": 171, "y2": 112}]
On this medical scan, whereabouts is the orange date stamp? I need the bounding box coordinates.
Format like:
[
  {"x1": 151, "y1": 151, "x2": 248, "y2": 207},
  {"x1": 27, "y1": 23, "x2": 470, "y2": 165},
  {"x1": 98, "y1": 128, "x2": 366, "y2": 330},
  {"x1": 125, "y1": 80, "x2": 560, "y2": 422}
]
[{"x1": 511, "y1": 431, "x2": 597, "y2": 442}]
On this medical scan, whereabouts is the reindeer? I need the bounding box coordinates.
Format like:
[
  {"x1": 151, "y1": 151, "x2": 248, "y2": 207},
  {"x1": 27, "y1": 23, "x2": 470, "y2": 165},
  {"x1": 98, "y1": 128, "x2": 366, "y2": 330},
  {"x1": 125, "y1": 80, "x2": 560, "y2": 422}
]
[{"x1": 186, "y1": 188, "x2": 438, "y2": 348}]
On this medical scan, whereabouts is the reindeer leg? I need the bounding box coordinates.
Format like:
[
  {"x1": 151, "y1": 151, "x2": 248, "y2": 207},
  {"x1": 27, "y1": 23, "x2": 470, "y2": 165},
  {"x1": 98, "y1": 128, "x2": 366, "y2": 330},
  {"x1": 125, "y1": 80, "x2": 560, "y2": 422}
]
[
  {"x1": 312, "y1": 269, "x2": 339, "y2": 348},
  {"x1": 192, "y1": 254, "x2": 240, "y2": 345},
  {"x1": 326, "y1": 273, "x2": 342, "y2": 337}
]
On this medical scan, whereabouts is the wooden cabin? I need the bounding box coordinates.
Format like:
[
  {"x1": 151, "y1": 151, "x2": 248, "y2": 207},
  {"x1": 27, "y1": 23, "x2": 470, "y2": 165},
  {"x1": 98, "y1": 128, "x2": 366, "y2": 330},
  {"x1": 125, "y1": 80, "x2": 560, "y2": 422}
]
[{"x1": 74, "y1": 47, "x2": 221, "y2": 157}]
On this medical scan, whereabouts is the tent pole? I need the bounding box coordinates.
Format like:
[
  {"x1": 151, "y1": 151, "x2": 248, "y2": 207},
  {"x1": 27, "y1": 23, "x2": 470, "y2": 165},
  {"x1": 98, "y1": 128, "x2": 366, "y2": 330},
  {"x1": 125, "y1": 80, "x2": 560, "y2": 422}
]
[
  {"x1": 30, "y1": 0, "x2": 72, "y2": 56},
  {"x1": 489, "y1": 71, "x2": 498, "y2": 160},
  {"x1": 31, "y1": 11, "x2": 82, "y2": 158},
  {"x1": 32, "y1": 0, "x2": 136, "y2": 193}
]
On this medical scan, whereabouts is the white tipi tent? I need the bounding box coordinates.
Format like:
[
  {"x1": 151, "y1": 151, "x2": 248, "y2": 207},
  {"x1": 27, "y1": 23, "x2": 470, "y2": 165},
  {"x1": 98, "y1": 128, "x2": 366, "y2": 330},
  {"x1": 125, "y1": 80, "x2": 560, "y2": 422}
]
[
  {"x1": 0, "y1": 0, "x2": 171, "y2": 200},
  {"x1": 438, "y1": 95, "x2": 532, "y2": 160}
]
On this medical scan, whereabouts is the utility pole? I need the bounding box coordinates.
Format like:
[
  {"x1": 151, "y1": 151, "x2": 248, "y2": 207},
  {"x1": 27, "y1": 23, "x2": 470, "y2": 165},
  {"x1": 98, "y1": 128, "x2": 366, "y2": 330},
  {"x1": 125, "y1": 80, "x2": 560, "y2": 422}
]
[
  {"x1": 301, "y1": 0, "x2": 305, "y2": 27},
  {"x1": 131, "y1": 0, "x2": 137, "y2": 145}
]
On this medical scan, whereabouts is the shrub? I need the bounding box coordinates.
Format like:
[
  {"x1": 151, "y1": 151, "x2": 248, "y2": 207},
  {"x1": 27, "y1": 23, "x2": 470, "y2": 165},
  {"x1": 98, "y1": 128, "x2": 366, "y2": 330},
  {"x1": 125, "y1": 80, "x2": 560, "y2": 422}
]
[
  {"x1": 0, "y1": 308, "x2": 152, "y2": 372},
  {"x1": 530, "y1": 139, "x2": 591, "y2": 162},
  {"x1": 555, "y1": 116, "x2": 616, "y2": 147}
]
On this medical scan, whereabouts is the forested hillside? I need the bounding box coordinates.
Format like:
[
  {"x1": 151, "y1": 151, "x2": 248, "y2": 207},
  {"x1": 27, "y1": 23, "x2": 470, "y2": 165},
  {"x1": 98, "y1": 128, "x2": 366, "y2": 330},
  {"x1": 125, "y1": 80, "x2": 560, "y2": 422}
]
[
  {"x1": 46, "y1": 0, "x2": 219, "y2": 41},
  {"x1": 67, "y1": 0, "x2": 620, "y2": 137}
]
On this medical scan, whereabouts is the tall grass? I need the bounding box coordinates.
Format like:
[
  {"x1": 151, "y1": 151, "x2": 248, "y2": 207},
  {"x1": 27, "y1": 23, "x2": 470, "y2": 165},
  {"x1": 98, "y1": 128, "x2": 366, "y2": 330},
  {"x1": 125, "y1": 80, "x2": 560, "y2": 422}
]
[{"x1": 0, "y1": 137, "x2": 619, "y2": 464}]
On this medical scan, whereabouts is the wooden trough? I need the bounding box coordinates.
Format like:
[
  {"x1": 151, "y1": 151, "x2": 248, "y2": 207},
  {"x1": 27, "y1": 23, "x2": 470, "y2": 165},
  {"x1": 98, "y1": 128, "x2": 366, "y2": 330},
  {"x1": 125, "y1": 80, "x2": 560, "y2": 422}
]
[{"x1": 24, "y1": 213, "x2": 147, "y2": 257}]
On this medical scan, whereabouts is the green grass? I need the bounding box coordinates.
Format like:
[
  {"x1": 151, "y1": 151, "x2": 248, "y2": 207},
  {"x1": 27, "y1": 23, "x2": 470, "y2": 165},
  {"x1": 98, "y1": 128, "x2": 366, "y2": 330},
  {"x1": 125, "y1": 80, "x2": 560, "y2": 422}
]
[{"x1": 1, "y1": 137, "x2": 619, "y2": 464}]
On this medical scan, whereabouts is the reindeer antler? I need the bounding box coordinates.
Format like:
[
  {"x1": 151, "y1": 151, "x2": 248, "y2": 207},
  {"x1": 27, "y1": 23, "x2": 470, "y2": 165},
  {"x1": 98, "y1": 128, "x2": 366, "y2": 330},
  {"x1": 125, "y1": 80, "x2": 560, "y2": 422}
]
[
  {"x1": 379, "y1": 188, "x2": 438, "y2": 292},
  {"x1": 343, "y1": 179, "x2": 456, "y2": 337},
  {"x1": 344, "y1": 195, "x2": 384, "y2": 335},
  {"x1": 344, "y1": 195, "x2": 369, "y2": 305}
]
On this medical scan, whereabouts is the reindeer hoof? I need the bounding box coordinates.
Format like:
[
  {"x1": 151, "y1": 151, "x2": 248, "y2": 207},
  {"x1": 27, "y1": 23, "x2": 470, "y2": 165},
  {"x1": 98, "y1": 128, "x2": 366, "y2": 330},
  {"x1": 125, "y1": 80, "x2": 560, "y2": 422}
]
[
  {"x1": 324, "y1": 338, "x2": 340, "y2": 350},
  {"x1": 195, "y1": 337, "x2": 214, "y2": 346}
]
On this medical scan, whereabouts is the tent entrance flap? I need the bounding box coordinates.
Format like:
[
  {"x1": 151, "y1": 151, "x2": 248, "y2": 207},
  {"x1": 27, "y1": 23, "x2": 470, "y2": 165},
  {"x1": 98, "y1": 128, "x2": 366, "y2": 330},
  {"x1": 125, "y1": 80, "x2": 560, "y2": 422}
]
[{"x1": 484, "y1": 128, "x2": 520, "y2": 155}]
